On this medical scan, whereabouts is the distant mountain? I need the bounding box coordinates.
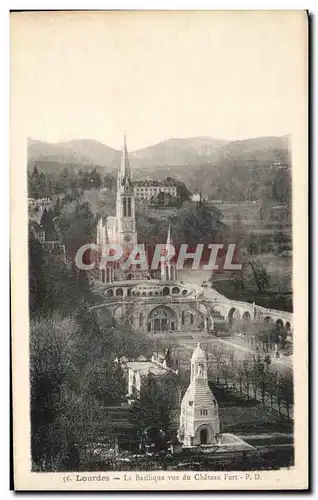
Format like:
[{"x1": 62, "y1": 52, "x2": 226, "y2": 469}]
[
  {"x1": 28, "y1": 138, "x2": 121, "y2": 168},
  {"x1": 130, "y1": 136, "x2": 229, "y2": 168},
  {"x1": 28, "y1": 135, "x2": 291, "y2": 182},
  {"x1": 213, "y1": 135, "x2": 290, "y2": 162}
]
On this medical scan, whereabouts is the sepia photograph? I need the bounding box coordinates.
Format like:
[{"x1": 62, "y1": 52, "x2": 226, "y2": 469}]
[{"x1": 10, "y1": 10, "x2": 308, "y2": 490}]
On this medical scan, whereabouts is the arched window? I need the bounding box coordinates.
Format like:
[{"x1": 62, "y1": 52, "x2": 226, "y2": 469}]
[
  {"x1": 123, "y1": 198, "x2": 127, "y2": 217},
  {"x1": 197, "y1": 364, "x2": 204, "y2": 376},
  {"x1": 127, "y1": 198, "x2": 132, "y2": 217},
  {"x1": 147, "y1": 307, "x2": 177, "y2": 332},
  {"x1": 181, "y1": 311, "x2": 185, "y2": 325}
]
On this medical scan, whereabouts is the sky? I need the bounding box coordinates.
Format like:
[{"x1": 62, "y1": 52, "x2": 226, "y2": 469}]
[{"x1": 11, "y1": 11, "x2": 307, "y2": 151}]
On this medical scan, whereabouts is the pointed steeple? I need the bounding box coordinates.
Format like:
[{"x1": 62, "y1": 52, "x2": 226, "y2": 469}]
[
  {"x1": 166, "y1": 221, "x2": 172, "y2": 246},
  {"x1": 161, "y1": 221, "x2": 177, "y2": 282},
  {"x1": 119, "y1": 133, "x2": 132, "y2": 186}
]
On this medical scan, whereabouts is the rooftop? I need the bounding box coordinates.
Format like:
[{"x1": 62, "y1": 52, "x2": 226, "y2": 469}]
[
  {"x1": 134, "y1": 180, "x2": 177, "y2": 187},
  {"x1": 126, "y1": 360, "x2": 173, "y2": 377},
  {"x1": 191, "y1": 342, "x2": 208, "y2": 362}
]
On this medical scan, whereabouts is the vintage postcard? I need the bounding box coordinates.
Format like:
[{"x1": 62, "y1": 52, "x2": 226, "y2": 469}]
[{"x1": 11, "y1": 10, "x2": 308, "y2": 491}]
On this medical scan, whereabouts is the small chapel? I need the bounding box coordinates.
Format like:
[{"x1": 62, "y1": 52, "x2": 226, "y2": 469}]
[{"x1": 178, "y1": 343, "x2": 220, "y2": 446}]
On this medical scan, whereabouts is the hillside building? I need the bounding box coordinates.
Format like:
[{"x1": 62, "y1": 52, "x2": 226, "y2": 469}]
[{"x1": 133, "y1": 181, "x2": 177, "y2": 203}]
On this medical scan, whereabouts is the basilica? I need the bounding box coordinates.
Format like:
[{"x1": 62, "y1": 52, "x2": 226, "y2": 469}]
[
  {"x1": 90, "y1": 136, "x2": 293, "y2": 338},
  {"x1": 92, "y1": 136, "x2": 220, "y2": 334}
]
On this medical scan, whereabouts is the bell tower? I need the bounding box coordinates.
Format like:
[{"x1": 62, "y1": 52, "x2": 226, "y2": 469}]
[{"x1": 116, "y1": 134, "x2": 137, "y2": 251}]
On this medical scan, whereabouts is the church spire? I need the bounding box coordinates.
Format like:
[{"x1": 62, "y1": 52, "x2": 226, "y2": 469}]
[
  {"x1": 166, "y1": 221, "x2": 172, "y2": 246},
  {"x1": 119, "y1": 133, "x2": 132, "y2": 186},
  {"x1": 161, "y1": 221, "x2": 177, "y2": 282}
]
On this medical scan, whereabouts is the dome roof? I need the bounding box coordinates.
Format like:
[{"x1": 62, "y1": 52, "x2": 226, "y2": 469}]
[{"x1": 191, "y1": 343, "x2": 207, "y2": 362}]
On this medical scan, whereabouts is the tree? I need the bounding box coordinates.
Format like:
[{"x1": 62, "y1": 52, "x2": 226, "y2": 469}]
[
  {"x1": 273, "y1": 230, "x2": 290, "y2": 254},
  {"x1": 238, "y1": 359, "x2": 253, "y2": 400},
  {"x1": 209, "y1": 344, "x2": 226, "y2": 384},
  {"x1": 175, "y1": 201, "x2": 226, "y2": 247},
  {"x1": 30, "y1": 315, "x2": 79, "y2": 470},
  {"x1": 264, "y1": 371, "x2": 278, "y2": 411},
  {"x1": 269, "y1": 167, "x2": 292, "y2": 205},
  {"x1": 59, "y1": 201, "x2": 95, "y2": 257},
  {"x1": 162, "y1": 176, "x2": 191, "y2": 205},
  {"x1": 232, "y1": 213, "x2": 245, "y2": 247},
  {"x1": 40, "y1": 208, "x2": 57, "y2": 240},
  {"x1": 220, "y1": 361, "x2": 235, "y2": 387},
  {"x1": 54, "y1": 197, "x2": 61, "y2": 217},
  {"x1": 29, "y1": 230, "x2": 46, "y2": 316},
  {"x1": 89, "y1": 168, "x2": 102, "y2": 189},
  {"x1": 248, "y1": 261, "x2": 270, "y2": 292},
  {"x1": 277, "y1": 372, "x2": 294, "y2": 419},
  {"x1": 130, "y1": 373, "x2": 179, "y2": 446},
  {"x1": 31, "y1": 165, "x2": 39, "y2": 179},
  {"x1": 103, "y1": 173, "x2": 116, "y2": 190},
  {"x1": 30, "y1": 311, "x2": 121, "y2": 471},
  {"x1": 28, "y1": 166, "x2": 51, "y2": 198},
  {"x1": 246, "y1": 234, "x2": 259, "y2": 255},
  {"x1": 30, "y1": 298, "x2": 155, "y2": 471}
]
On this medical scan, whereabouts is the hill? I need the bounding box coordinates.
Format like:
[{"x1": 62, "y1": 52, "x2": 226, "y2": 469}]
[
  {"x1": 27, "y1": 135, "x2": 291, "y2": 197},
  {"x1": 28, "y1": 134, "x2": 290, "y2": 170},
  {"x1": 28, "y1": 138, "x2": 121, "y2": 172},
  {"x1": 129, "y1": 136, "x2": 229, "y2": 167}
]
